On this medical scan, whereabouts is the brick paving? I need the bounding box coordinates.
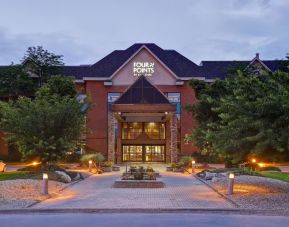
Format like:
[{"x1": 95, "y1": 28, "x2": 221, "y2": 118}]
[{"x1": 33, "y1": 168, "x2": 234, "y2": 209}]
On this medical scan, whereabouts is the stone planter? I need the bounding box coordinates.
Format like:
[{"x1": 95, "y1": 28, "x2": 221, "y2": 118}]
[
  {"x1": 102, "y1": 167, "x2": 112, "y2": 172},
  {"x1": 173, "y1": 168, "x2": 184, "y2": 173},
  {"x1": 113, "y1": 179, "x2": 165, "y2": 188},
  {"x1": 166, "y1": 166, "x2": 173, "y2": 171},
  {"x1": 112, "y1": 165, "x2": 120, "y2": 171}
]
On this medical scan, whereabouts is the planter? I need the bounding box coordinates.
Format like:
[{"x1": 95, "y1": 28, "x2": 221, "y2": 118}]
[
  {"x1": 112, "y1": 165, "x2": 120, "y2": 171},
  {"x1": 113, "y1": 179, "x2": 165, "y2": 188},
  {"x1": 173, "y1": 168, "x2": 184, "y2": 173},
  {"x1": 166, "y1": 166, "x2": 173, "y2": 171},
  {"x1": 102, "y1": 167, "x2": 112, "y2": 172}
]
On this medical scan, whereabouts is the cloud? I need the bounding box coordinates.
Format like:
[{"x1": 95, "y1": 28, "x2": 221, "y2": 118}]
[{"x1": 0, "y1": 0, "x2": 288, "y2": 65}]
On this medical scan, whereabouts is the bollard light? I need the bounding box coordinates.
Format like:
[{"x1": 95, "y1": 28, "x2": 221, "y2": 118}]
[
  {"x1": 32, "y1": 161, "x2": 38, "y2": 166},
  {"x1": 251, "y1": 158, "x2": 256, "y2": 163},
  {"x1": 191, "y1": 160, "x2": 196, "y2": 174},
  {"x1": 227, "y1": 173, "x2": 235, "y2": 195},
  {"x1": 88, "y1": 160, "x2": 93, "y2": 172},
  {"x1": 258, "y1": 163, "x2": 264, "y2": 168},
  {"x1": 41, "y1": 173, "x2": 49, "y2": 195}
]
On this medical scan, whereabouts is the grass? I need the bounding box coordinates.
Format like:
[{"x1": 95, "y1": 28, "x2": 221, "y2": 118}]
[
  {"x1": 0, "y1": 171, "x2": 30, "y2": 181},
  {"x1": 258, "y1": 171, "x2": 289, "y2": 183}
]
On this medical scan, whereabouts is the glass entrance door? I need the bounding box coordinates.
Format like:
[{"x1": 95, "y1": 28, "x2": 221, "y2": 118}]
[
  {"x1": 122, "y1": 145, "x2": 143, "y2": 162},
  {"x1": 145, "y1": 145, "x2": 165, "y2": 162},
  {"x1": 122, "y1": 145, "x2": 165, "y2": 162}
]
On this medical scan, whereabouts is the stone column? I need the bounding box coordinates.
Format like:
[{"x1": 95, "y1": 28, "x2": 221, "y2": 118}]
[
  {"x1": 107, "y1": 111, "x2": 117, "y2": 162},
  {"x1": 170, "y1": 113, "x2": 178, "y2": 163}
]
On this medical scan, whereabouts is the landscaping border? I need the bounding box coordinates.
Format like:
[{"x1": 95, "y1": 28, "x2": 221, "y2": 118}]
[{"x1": 193, "y1": 174, "x2": 240, "y2": 208}]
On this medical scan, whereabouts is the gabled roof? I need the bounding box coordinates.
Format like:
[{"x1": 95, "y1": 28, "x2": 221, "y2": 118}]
[{"x1": 114, "y1": 75, "x2": 170, "y2": 104}]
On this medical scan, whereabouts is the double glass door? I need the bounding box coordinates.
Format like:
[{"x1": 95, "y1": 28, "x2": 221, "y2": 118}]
[{"x1": 122, "y1": 145, "x2": 165, "y2": 162}]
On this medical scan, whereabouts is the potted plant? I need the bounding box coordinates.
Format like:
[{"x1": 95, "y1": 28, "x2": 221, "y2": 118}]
[
  {"x1": 166, "y1": 163, "x2": 174, "y2": 171},
  {"x1": 173, "y1": 162, "x2": 184, "y2": 172},
  {"x1": 101, "y1": 161, "x2": 113, "y2": 172}
]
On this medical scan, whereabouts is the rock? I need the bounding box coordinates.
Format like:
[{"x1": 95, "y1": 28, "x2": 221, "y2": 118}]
[
  {"x1": 212, "y1": 177, "x2": 219, "y2": 183},
  {"x1": 55, "y1": 171, "x2": 71, "y2": 183},
  {"x1": 204, "y1": 171, "x2": 216, "y2": 180}
]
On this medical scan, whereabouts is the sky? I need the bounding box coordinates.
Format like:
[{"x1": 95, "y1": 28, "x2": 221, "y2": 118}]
[{"x1": 0, "y1": 0, "x2": 288, "y2": 65}]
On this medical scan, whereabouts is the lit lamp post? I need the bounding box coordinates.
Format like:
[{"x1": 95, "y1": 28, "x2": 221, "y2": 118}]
[
  {"x1": 192, "y1": 160, "x2": 196, "y2": 173},
  {"x1": 42, "y1": 173, "x2": 49, "y2": 195},
  {"x1": 227, "y1": 173, "x2": 235, "y2": 195},
  {"x1": 88, "y1": 160, "x2": 93, "y2": 172}
]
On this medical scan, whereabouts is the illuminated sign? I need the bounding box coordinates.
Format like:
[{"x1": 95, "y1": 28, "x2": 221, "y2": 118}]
[{"x1": 133, "y1": 62, "x2": 155, "y2": 77}]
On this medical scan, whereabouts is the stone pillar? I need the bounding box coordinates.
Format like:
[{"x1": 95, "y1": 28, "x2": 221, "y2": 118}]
[
  {"x1": 170, "y1": 113, "x2": 178, "y2": 163},
  {"x1": 107, "y1": 111, "x2": 117, "y2": 162}
]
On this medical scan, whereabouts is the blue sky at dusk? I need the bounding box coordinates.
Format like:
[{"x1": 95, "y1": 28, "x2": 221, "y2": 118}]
[{"x1": 0, "y1": 0, "x2": 288, "y2": 65}]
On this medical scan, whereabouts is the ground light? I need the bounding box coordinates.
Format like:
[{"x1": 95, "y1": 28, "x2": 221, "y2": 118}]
[
  {"x1": 42, "y1": 173, "x2": 49, "y2": 195},
  {"x1": 88, "y1": 160, "x2": 93, "y2": 172},
  {"x1": 258, "y1": 163, "x2": 265, "y2": 168},
  {"x1": 251, "y1": 158, "x2": 256, "y2": 163},
  {"x1": 191, "y1": 160, "x2": 196, "y2": 173},
  {"x1": 227, "y1": 173, "x2": 235, "y2": 195}
]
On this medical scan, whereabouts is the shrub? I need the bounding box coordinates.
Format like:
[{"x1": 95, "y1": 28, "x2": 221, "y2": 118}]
[
  {"x1": 259, "y1": 166, "x2": 281, "y2": 172},
  {"x1": 80, "y1": 153, "x2": 104, "y2": 165},
  {"x1": 101, "y1": 161, "x2": 113, "y2": 167},
  {"x1": 179, "y1": 156, "x2": 193, "y2": 167}
]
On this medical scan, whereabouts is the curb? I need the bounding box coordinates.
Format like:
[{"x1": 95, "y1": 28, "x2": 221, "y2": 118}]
[
  {"x1": 27, "y1": 171, "x2": 93, "y2": 208},
  {"x1": 193, "y1": 174, "x2": 240, "y2": 208},
  {"x1": 0, "y1": 208, "x2": 288, "y2": 216}
]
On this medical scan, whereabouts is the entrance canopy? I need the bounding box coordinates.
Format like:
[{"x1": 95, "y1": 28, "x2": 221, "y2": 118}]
[{"x1": 111, "y1": 75, "x2": 176, "y2": 121}]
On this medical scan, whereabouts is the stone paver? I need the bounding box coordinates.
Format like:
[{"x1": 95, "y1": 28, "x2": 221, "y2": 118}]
[{"x1": 33, "y1": 168, "x2": 234, "y2": 209}]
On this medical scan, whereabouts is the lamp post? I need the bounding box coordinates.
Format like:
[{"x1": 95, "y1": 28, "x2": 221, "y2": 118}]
[
  {"x1": 88, "y1": 160, "x2": 93, "y2": 172},
  {"x1": 227, "y1": 173, "x2": 235, "y2": 195},
  {"x1": 42, "y1": 173, "x2": 49, "y2": 195},
  {"x1": 192, "y1": 160, "x2": 196, "y2": 173}
]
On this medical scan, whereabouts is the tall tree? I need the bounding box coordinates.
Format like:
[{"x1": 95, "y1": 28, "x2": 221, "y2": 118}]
[
  {"x1": 0, "y1": 65, "x2": 37, "y2": 99},
  {"x1": 0, "y1": 77, "x2": 86, "y2": 163},
  {"x1": 22, "y1": 46, "x2": 64, "y2": 86},
  {"x1": 186, "y1": 60, "x2": 289, "y2": 166}
]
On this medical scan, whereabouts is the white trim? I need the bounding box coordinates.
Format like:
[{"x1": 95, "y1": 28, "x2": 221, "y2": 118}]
[
  {"x1": 83, "y1": 77, "x2": 109, "y2": 81},
  {"x1": 205, "y1": 79, "x2": 215, "y2": 82},
  {"x1": 75, "y1": 79, "x2": 84, "y2": 83},
  {"x1": 175, "y1": 81, "x2": 184, "y2": 85},
  {"x1": 104, "y1": 81, "x2": 113, "y2": 86},
  {"x1": 245, "y1": 57, "x2": 271, "y2": 72},
  {"x1": 108, "y1": 45, "x2": 181, "y2": 80}
]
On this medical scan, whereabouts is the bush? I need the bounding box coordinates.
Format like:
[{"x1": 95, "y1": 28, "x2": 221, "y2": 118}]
[
  {"x1": 179, "y1": 156, "x2": 193, "y2": 167},
  {"x1": 259, "y1": 166, "x2": 281, "y2": 172},
  {"x1": 101, "y1": 161, "x2": 113, "y2": 167},
  {"x1": 64, "y1": 152, "x2": 81, "y2": 163},
  {"x1": 80, "y1": 153, "x2": 104, "y2": 165}
]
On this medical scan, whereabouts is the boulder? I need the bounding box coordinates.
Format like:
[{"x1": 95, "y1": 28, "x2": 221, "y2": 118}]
[
  {"x1": 204, "y1": 171, "x2": 216, "y2": 180},
  {"x1": 55, "y1": 171, "x2": 72, "y2": 183}
]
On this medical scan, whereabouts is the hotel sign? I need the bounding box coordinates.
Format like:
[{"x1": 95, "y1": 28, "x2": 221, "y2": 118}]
[{"x1": 133, "y1": 62, "x2": 155, "y2": 77}]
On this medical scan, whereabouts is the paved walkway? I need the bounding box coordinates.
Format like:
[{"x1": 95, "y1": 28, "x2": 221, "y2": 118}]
[{"x1": 33, "y1": 170, "x2": 234, "y2": 209}]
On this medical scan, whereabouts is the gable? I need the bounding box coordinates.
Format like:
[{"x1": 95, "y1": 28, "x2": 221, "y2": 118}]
[
  {"x1": 112, "y1": 48, "x2": 177, "y2": 85},
  {"x1": 114, "y1": 76, "x2": 170, "y2": 104}
]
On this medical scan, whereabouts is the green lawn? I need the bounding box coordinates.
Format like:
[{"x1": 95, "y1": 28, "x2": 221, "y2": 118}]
[
  {"x1": 0, "y1": 171, "x2": 30, "y2": 181},
  {"x1": 259, "y1": 172, "x2": 289, "y2": 183}
]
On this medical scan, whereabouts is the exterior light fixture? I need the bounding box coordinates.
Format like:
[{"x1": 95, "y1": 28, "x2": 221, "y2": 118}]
[
  {"x1": 165, "y1": 112, "x2": 168, "y2": 115},
  {"x1": 118, "y1": 112, "x2": 121, "y2": 115},
  {"x1": 191, "y1": 160, "x2": 196, "y2": 173},
  {"x1": 42, "y1": 173, "x2": 49, "y2": 195},
  {"x1": 251, "y1": 158, "x2": 256, "y2": 163},
  {"x1": 32, "y1": 161, "x2": 38, "y2": 166},
  {"x1": 88, "y1": 160, "x2": 93, "y2": 172},
  {"x1": 228, "y1": 173, "x2": 235, "y2": 195},
  {"x1": 258, "y1": 163, "x2": 264, "y2": 168}
]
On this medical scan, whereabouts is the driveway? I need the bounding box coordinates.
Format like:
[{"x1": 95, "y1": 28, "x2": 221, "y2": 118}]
[{"x1": 33, "y1": 171, "x2": 234, "y2": 209}]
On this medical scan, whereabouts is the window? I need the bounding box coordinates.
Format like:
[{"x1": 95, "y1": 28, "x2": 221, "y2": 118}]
[
  {"x1": 165, "y1": 93, "x2": 181, "y2": 119},
  {"x1": 122, "y1": 122, "x2": 143, "y2": 139},
  {"x1": 108, "y1": 92, "x2": 121, "y2": 103},
  {"x1": 144, "y1": 122, "x2": 165, "y2": 139}
]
